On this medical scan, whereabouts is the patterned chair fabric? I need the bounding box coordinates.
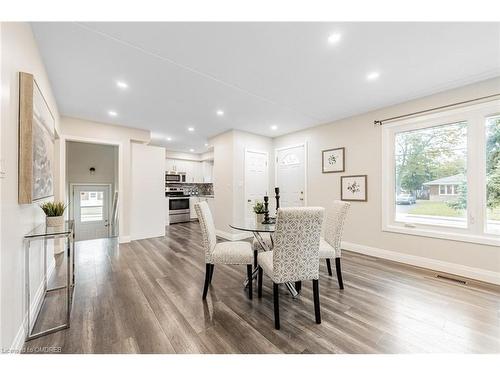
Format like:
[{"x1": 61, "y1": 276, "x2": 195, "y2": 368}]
[
  {"x1": 262, "y1": 207, "x2": 324, "y2": 284},
  {"x1": 321, "y1": 200, "x2": 350, "y2": 259},
  {"x1": 252, "y1": 235, "x2": 273, "y2": 252},
  {"x1": 194, "y1": 201, "x2": 218, "y2": 263},
  {"x1": 195, "y1": 201, "x2": 253, "y2": 265}
]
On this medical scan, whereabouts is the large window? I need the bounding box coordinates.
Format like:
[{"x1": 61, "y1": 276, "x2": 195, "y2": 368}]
[
  {"x1": 383, "y1": 100, "x2": 500, "y2": 246},
  {"x1": 486, "y1": 115, "x2": 500, "y2": 235}
]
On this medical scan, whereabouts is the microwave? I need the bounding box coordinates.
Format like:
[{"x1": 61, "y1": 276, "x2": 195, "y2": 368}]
[{"x1": 166, "y1": 173, "x2": 186, "y2": 183}]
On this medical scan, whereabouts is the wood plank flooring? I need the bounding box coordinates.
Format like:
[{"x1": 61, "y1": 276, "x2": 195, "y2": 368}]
[{"x1": 23, "y1": 221, "x2": 500, "y2": 353}]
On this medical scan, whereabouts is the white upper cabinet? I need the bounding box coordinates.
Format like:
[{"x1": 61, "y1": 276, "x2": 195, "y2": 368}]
[
  {"x1": 165, "y1": 158, "x2": 212, "y2": 183},
  {"x1": 202, "y1": 161, "x2": 213, "y2": 183}
]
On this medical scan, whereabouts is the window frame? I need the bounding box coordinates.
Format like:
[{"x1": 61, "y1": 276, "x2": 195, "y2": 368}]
[{"x1": 382, "y1": 99, "x2": 500, "y2": 247}]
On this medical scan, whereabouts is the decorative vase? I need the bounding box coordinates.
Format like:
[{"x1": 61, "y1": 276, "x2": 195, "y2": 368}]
[
  {"x1": 46, "y1": 215, "x2": 64, "y2": 228},
  {"x1": 255, "y1": 213, "x2": 265, "y2": 224}
]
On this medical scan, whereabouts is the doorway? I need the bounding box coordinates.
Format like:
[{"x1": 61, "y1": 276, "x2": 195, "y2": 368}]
[
  {"x1": 72, "y1": 184, "x2": 111, "y2": 241},
  {"x1": 244, "y1": 149, "x2": 269, "y2": 220},
  {"x1": 65, "y1": 140, "x2": 119, "y2": 241},
  {"x1": 275, "y1": 143, "x2": 307, "y2": 207}
]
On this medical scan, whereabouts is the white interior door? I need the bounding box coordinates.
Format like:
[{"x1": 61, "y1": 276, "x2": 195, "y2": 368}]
[
  {"x1": 276, "y1": 144, "x2": 306, "y2": 207},
  {"x1": 73, "y1": 185, "x2": 110, "y2": 241},
  {"x1": 245, "y1": 150, "x2": 269, "y2": 220}
]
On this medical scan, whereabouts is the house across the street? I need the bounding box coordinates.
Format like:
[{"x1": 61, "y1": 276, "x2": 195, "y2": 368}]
[{"x1": 423, "y1": 174, "x2": 465, "y2": 201}]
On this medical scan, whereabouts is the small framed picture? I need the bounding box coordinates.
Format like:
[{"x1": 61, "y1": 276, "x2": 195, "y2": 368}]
[
  {"x1": 322, "y1": 147, "x2": 345, "y2": 173},
  {"x1": 341, "y1": 175, "x2": 367, "y2": 202}
]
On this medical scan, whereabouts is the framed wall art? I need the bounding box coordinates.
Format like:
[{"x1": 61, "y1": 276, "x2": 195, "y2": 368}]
[
  {"x1": 322, "y1": 147, "x2": 345, "y2": 173},
  {"x1": 18, "y1": 72, "x2": 55, "y2": 204},
  {"x1": 341, "y1": 175, "x2": 367, "y2": 202}
]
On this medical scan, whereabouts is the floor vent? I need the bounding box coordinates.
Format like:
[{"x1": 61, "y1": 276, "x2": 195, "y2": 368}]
[{"x1": 436, "y1": 274, "x2": 467, "y2": 284}]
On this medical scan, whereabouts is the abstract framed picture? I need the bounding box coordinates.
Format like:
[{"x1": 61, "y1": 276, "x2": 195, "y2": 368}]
[
  {"x1": 322, "y1": 147, "x2": 345, "y2": 173},
  {"x1": 341, "y1": 175, "x2": 367, "y2": 202},
  {"x1": 18, "y1": 72, "x2": 55, "y2": 204}
]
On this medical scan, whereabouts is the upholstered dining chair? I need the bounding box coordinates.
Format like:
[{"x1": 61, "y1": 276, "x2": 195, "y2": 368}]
[
  {"x1": 319, "y1": 201, "x2": 350, "y2": 289},
  {"x1": 195, "y1": 201, "x2": 254, "y2": 300},
  {"x1": 257, "y1": 207, "x2": 324, "y2": 329}
]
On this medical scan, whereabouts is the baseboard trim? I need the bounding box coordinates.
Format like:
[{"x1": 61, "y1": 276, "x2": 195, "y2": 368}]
[
  {"x1": 119, "y1": 235, "x2": 131, "y2": 243},
  {"x1": 216, "y1": 229, "x2": 253, "y2": 241},
  {"x1": 10, "y1": 259, "x2": 56, "y2": 352},
  {"x1": 342, "y1": 241, "x2": 500, "y2": 286}
]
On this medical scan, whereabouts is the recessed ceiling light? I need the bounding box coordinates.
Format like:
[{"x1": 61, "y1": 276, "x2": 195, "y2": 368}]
[
  {"x1": 108, "y1": 110, "x2": 118, "y2": 117},
  {"x1": 216, "y1": 110, "x2": 224, "y2": 116},
  {"x1": 116, "y1": 81, "x2": 128, "y2": 89},
  {"x1": 366, "y1": 71, "x2": 380, "y2": 81},
  {"x1": 188, "y1": 127, "x2": 195, "y2": 132},
  {"x1": 270, "y1": 125, "x2": 278, "y2": 130},
  {"x1": 327, "y1": 33, "x2": 341, "y2": 44},
  {"x1": 189, "y1": 149, "x2": 195, "y2": 152},
  {"x1": 166, "y1": 137, "x2": 172, "y2": 141}
]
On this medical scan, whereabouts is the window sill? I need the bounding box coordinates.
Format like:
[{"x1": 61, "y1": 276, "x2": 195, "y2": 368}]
[{"x1": 383, "y1": 224, "x2": 500, "y2": 247}]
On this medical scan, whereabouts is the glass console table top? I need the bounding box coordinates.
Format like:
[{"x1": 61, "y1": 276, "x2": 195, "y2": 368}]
[{"x1": 24, "y1": 220, "x2": 74, "y2": 238}]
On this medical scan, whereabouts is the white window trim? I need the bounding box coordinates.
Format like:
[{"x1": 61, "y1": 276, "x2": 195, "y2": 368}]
[{"x1": 382, "y1": 99, "x2": 500, "y2": 247}]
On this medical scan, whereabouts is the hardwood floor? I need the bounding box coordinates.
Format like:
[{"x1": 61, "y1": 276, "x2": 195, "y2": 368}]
[{"x1": 24, "y1": 221, "x2": 500, "y2": 353}]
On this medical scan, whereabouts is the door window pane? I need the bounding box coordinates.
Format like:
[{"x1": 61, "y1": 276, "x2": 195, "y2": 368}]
[
  {"x1": 395, "y1": 121, "x2": 467, "y2": 228},
  {"x1": 80, "y1": 191, "x2": 104, "y2": 222},
  {"x1": 486, "y1": 115, "x2": 500, "y2": 234}
]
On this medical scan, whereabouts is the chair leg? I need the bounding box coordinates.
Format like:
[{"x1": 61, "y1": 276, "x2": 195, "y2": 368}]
[
  {"x1": 258, "y1": 266, "x2": 263, "y2": 298},
  {"x1": 273, "y1": 283, "x2": 280, "y2": 330},
  {"x1": 202, "y1": 263, "x2": 211, "y2": 300},
  {"x1": 253, "y1": 250, "x2": 258, "y2": 268},
  {"x1": 209, "y1": 264, "x2": 215, "y2": 285},
  {"x1": 326, "y1": 258, "x2": 333, "y2": 276},
  {"x1": 247, "y1": 265, "x2": 253, "y2": 299},
  {"x1": 335, "y1": 257, "x2": 344, "y2": 289},
  {"x1": 313, "y1": 279, "x2": 321, "y2": 324},
  {"x1": 294, "y1": 281, "x2": 302, "y2": 293}
]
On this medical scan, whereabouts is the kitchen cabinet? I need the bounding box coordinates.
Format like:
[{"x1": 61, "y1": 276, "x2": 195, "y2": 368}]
[
  {"x1": 201, "y1": 161, "x2": 213, "y2": 183},
  {"x1": 205, "y1": 197, "x2": 215, "y2": 214},
  {"x1": 165, "y1": 158, "x2": 213, "y2": 183},
  {"x1": 190, "y1": 197, "x2": 199, "y2": 219}
]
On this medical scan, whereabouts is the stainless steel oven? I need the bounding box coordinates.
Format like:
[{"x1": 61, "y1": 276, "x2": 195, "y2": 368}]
[{"x1": 166, "y1": 187, "x2": 190, "y2": 224}]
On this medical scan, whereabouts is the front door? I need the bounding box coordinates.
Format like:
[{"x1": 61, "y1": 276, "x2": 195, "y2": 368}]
[
  {"x1": 245, "y1": 150, "x2": 269, "y2": 220},
  {"x1": 276, "y1": 144, "x2": 306, "y2": 207},
  {"x1": 73, "y1": 185, "x2": 110, "y2": 241}
]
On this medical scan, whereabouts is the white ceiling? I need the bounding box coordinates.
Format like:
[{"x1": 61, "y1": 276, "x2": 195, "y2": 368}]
[{"x1": 31, "y1": 22, "x2": 500, "y2": 153}]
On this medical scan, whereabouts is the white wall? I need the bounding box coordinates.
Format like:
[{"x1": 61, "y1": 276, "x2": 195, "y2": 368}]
[
  {"x1": 0, "y1": 22, "x2": 60, "y2": 350},
  {"x1": 273, "y1": 77, "x2": 500, "y2": 283},
  {"x1": 210, "y1": 130, "x2": 273, "y2": 239},
  {"x1": 59, "y1": 116, "x2": 150, "y2": 242},
  {"x1": 66, "y1": 141, "x2": 118, "y2": 191},
  {"x1": 130, "y1": 143, "x2": 165, "y2": 240}
]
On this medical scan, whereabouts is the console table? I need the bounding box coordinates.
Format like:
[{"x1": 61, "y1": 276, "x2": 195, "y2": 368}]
[{"x1": 24, "y1": 220, "x2": 75, "y2": 341}]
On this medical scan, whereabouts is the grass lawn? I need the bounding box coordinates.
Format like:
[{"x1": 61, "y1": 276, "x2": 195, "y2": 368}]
[
  {"x1": 408, "y1": 201, "x2": 500, "y2": 221},
  {"x1": 488, "y1": 207, "x2": 500, "y2": 221},
  {"x1": 408, "y1": 201, "x2": 465, "y2": 217}
]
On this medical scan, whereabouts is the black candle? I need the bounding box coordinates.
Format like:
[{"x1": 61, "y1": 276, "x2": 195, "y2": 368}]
[
  {"x1": 263, "y1": 196, "x2": 269, "y2": 223},
  {"x1": 275, "y1": 187, "x2": 280, "y2": 211}
]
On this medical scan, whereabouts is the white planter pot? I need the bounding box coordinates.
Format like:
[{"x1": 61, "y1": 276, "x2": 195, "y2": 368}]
[
  {"x1": 46, "y1": 215, "x2": 64, "y2": 227},
  {"x1": 255, "y1": 213, "x2": 265, "y2": 224}
]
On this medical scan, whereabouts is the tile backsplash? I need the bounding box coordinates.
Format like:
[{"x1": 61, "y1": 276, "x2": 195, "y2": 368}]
[{"x1": 166, "y1": 183, "x2": 214, "y2": 196}]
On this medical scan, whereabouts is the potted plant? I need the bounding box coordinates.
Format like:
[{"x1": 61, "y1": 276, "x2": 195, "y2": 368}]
[
  {"x1": 40, "y1": 201, "x2": 67, "y2": 227},
  {"x1": 253, "y1": 201, "x2": 265, "y2": 224}
]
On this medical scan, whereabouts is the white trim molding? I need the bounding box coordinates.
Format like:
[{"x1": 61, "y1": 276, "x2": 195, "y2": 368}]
[
  {"x1": 10, "y1": 259, "x2": 56, "y2": 352},
  {"x1": 119, "y1": 235, "x2": 131, "y2": 243},
  {"x1": 342, "y1": 241, "x2": 500, "y2": 286},
  {"x1": 216, "y1": 229, "x2": 252, "y2": 241}
]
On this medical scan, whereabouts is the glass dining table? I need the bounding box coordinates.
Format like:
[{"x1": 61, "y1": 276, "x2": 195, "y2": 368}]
[{"x1": 229, "y1": 220, "x2": 299, "y2": 298}]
